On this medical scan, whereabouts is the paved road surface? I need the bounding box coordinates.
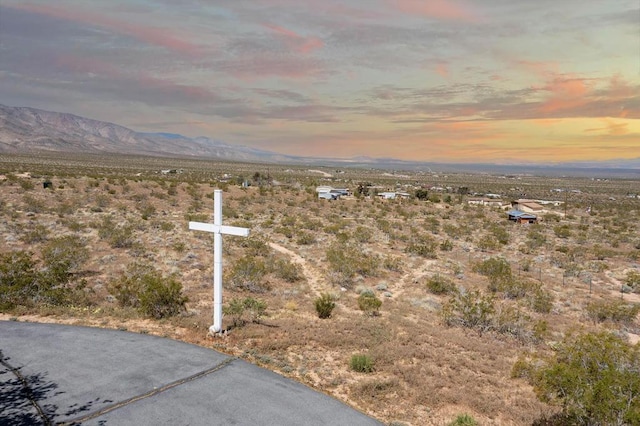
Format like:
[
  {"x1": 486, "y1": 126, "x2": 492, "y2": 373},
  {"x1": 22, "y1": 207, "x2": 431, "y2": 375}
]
[{"x1": 1, "y1": 321, "x2": 383, "y2": 425}]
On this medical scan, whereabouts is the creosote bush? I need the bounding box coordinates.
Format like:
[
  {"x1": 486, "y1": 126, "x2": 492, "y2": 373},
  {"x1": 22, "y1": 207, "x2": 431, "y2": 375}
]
[
  {"x1": 448, "y1": 414, "x2": 478, "y2": 426},
  {"x1": 274, "y1": 259, "x2": 304, "y2": 283},
  {"x1": 314, "y1": 293, "x2": 336, "y2": 319},
  {"x1": 108, "y1": 263, "x2": 187, "y2": 319},
  {"x1": 226, "y1": 255, "x2": 269, "y2": 292},
  {"x1": 358, "y1": 292, "x2": 382, "y2": 316},
  {"x1": 223, "y1": 297, "x2": 267, "y2": 327},
  {"x1": 350, "y1": 354, "x2": 375, "y2": 373},
  {"x1": 442, "y1": 289, "x2": 495, "y2": 334},
  {"x1": 585, "y1": 299, "x2": 640, "y2": 324},
  {"x1": 325, "y1": 242, "x2": 379, "y2": 287},
  {"x1": 516, "y1": 332, "x2": 640, "y2": 425},
  {"x1": 405, "y1": 233, "x2": 438, "y2": 258},
  {"x1": 0, "y1": 249, "x2": 88, "y2": 310},
  {"x1": 626, "y1": 270, "x2": 640, "y2": 292},
  {"x1": 426, "y1": 274, "x2": 456, "y2": 295},
  {"x1": 473, "y1": 257, "x2": 512, "y2": 285}
]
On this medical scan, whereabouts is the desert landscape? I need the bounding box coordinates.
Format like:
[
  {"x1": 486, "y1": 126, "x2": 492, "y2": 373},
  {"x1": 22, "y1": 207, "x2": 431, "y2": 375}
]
[{"x1": 1, "y1": 152, "x2": 639, "y2": 425}]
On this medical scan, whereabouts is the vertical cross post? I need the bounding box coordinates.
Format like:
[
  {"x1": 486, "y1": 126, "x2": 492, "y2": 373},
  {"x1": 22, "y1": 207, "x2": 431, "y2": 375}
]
[{"x1": 189, "y1": 190, "x2": 250, "y2": 335}]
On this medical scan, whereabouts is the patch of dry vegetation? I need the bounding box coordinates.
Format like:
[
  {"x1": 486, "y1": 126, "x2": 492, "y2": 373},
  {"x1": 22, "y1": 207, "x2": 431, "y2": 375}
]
[{"x1": 1, "y1": 153, "x2": 639, "y2": 425}]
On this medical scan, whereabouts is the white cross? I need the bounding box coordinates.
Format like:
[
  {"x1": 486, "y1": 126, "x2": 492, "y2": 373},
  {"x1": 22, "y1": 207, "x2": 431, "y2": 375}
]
[{"x1": 189, "y1": 189, "x2": 250, "y2": 334}]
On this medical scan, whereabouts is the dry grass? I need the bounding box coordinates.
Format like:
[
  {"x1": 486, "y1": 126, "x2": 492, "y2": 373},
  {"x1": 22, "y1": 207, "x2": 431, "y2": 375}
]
[{"x1": 1, "y1": 153, "x2": 639, "y2": 425}]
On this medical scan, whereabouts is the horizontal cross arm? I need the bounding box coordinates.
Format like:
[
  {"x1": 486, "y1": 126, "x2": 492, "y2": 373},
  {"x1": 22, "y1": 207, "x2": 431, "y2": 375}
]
[{"x1": 189, "y1": 221, "x2": 250, "y2": 237}]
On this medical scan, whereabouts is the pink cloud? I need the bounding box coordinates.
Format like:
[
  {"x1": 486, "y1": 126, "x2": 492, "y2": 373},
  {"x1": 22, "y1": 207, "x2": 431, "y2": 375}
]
[
  {"x1": 54, "y1": 53, "x2": 217, "y2": 103},
  {"x1": 227, "y1": 55, "x2": 324, "y2": 82},
  {"x1": 11, "y1": 3, "x2": 202, "y2": 57},
  {"x1": 515, "y1": 59, "x2": 559, "y2": 77},
  {"x1": 265, "y1": 24, "x2": 324, "y2": 54},
  {"x1": 390, "y1": 0, "x2": 482, "y2": 22},
  {"x1": 538, "y1": 76, "x2": 591, "y2": 114},
  {"x1": 435, "y1": 62, "x2": 449, "y2": 78}
]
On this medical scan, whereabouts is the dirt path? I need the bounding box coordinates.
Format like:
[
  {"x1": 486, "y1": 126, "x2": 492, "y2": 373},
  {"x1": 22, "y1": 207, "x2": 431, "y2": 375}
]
[
  {"x1": 307, "y1": 169, "x2": 332, "y2": 178},
  {"x1": 269, "y1": 242, "x2": 327, "y2": 296}
]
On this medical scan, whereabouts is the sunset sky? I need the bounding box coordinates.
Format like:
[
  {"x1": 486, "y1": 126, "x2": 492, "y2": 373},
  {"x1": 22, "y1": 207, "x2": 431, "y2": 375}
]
[{"x1": 1, "y1": 0, "x2": 638, "y2": 164}]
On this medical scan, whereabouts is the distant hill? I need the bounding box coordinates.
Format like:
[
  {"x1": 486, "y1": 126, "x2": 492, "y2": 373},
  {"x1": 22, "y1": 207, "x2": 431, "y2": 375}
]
[
  {"x1": 1, "y1": 104, "x2": 638, "y2": 177},
  {"x1": 0, "y1": 104, "x2": 296, "y2": 163}
]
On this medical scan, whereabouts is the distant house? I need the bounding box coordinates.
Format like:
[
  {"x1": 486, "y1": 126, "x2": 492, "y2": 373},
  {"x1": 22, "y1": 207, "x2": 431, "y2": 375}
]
[
  {"x1": 378, "y1": 192, "x2": 397, "y2": 200},
  {"x1": 316, "y1": 186, "x2": 350, "y2": 200},
  {"x1": 318, "y1": 192, "x2": 339, "y2": 200},
  {"x1": 331, "y1": 188, "x2": 351, "y2": 196},
  {"x1": 467, "y1": 198, "x2": 503, "y2": 207},
  {"x1": 316, "y1": 186, "x2": 334, "y2": 194},
  {"x1": 507, "y1": 209, "x2": 538, "y2": 224},
  {"x1": 377, "y1": 191, "x2": 410, "y2": 200},
  {"x1": 511, "y1": 199, "x2": 544, "y2": 213}
]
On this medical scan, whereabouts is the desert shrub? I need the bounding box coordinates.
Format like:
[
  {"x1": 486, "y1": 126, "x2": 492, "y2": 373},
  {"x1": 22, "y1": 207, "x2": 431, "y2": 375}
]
[
  {"x1": 529, "y1": 287, "x2": 554, "y2": 314},
  {"x1": 585, "y1": 300, "x2": 640, "y2": 324},
  {"x1": 23, "y1": 195, "x2": 46, "y2": 213},
  {"x1": 274, "y1": 259, "x2": 303, "y2": 283},
  {"x1": 97, "y1": 216, "x2": 135, "y2": 248},
  {"x1": 494, "y1": 278, "x2": 539, "y2": 299},
  {"x1": 553, "y1": 224, "x2": 572, "y2": 239},
  {"x1": 353, "y1": 226, "x2": 373, "y2": 243},
  {"x1": 625, "y1": 270, "x2": 640, "y2": 292},
  {"x1": 223, "y1": 297, "x2": 267, "y2": 327},
  {"x1": 108, "y1": 263, "x2": 187, "y2": 318},
  {"x1": 326, "y1": 242, "x2": 378, "y2": 287},
  {"x1": 356, "y1": 286, "x2": 375, "y2": 296},
  {"x1": 382, "y1": 255, "x2": 403, "y2": 272},
  {"x1": 477, "y1": 234, "x2": 499, "y2": 251},
  {"x1": 0, "y1": 251, "x2": 40, "y2": 309},
  {"x1": 314, "y1": 293, "x2": 336, "y2": 319},
  {"x1": 158, "y1": 221, "x2": 175, "y2": 232},
  {"x1": 428, "y1": 194, "x2": 441, "y2": 203},
  {"x1": 275, "y1": 226, "x2": 294, "y2": 239},
  {"x1": 526, "y1": 332, "x2": 640, "y2": 425},
  {"x1": 350, "y1": 354, "x2": 375, "y2": 373},
  {"x1": 443, "y1": 224, "x2": 463, "y2": 239},
  {"x1": 138, "y1": 276, "x2": 188, "y2": 319},
  {"x1": 239, "y1": 236, "x2": 270, "y2": 257},
  {"x1": 18, "y1": 178, "x2": 34, "y2": 190},
  {"x1": 426, "y1": 275, "x2": 456, "y2": 295},
  {"x1": 0, "y1": 250, "x2": 87, "y2": 309},
  {"x1": 295, "y1": 231, "x2": 316, "y2": 245},
  {"x1": 358, "y1": 293, "x2": 382, "y2": 316},
  {"x1": 494, "y1": 304, "x2": 533, "y2": 342},
  {"x1": 405, "y1": 233, "x2": 438, "y2": 258},
  {"x1": 526, "y1": 229, "x2": 547, "y2": 250},
  {"x1": 448, "y1": 414, "x2": 478, "y2": 426},
  {"x1": 442, "y1": 290, "x2": 495, "y2": 334},
  {"x1": 94, "y1": 194, "x2": 110, "y2": 209},
  {"x1": 473, "y1": 257, "x2": 512, "y2": 287},
  {"x1": 137, "y1": 202, "x2": 156, "y2": 220},
  {"x1": 591, "y1": 244, "x2": 615, "y2": 261},
  {"x1": 108, "y1": 225, "x2": 135, "y2": 248},
  {"x1": 20, "y1": 223, "x2": 49, "y2": 243},
  {"x1": 414, "y1": 189, "x2": 429, "y2": 200},
  {"x1": 226, "y1": 255, "x2": 269, "y2": 292},
  {"x1": 490, "y1": 224, "x2": 510, "y2": 245},
  {"x1": 41, "y1": 235, "x2": 89, "y2": 282},
  {"x1": 440, "y1": 239, "x2": 454, "y2": 251}
]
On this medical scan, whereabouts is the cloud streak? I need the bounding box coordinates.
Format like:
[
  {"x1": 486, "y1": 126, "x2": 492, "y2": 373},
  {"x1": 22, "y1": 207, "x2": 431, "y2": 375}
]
[
  {"x1": 8, "y1": 3, "x2": 202, "y2": 57},
  {"x1": 0, "y1": 0, "x2": 637, "y2": 163}
]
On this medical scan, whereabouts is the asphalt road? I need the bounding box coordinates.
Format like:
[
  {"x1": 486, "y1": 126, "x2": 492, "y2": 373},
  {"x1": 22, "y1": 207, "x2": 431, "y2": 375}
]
[{"x1": 0, "y1": 321, "x2": 383, "y2": 425}]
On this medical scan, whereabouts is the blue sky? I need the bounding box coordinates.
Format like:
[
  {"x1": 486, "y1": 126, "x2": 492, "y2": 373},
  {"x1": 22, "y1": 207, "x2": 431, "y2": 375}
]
[{"x1": 1, "y1": 0, "x2": 638, "y2": 163}]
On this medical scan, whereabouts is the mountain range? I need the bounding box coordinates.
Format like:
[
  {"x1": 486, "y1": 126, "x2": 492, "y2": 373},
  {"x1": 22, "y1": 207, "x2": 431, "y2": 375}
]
[{"x1": 1, "y1": 104, "x2": 638, "y2": 176}]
